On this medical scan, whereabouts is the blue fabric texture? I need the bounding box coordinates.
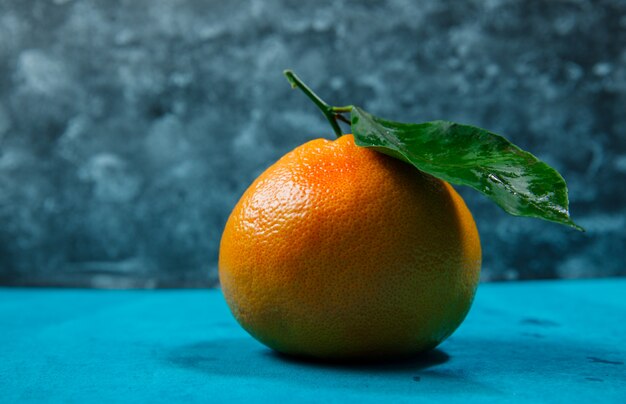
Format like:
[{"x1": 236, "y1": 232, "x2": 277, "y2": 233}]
[{"x1": 1, "y1": 279, "x2": 625, "y2": 402}]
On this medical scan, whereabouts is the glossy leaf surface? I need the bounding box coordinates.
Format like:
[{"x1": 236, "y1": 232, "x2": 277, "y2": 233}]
[{"x1": 351, "y1": 106, "x2": 582, "y2": 230}]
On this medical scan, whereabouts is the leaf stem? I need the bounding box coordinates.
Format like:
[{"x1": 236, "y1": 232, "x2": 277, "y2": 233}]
[
  {"x1": 331, "y1": 106, "x2": 353, "y2": 113},
  {"x1": 283, "y1": 69, "x2": 352, "y2": 138},
  {"x1": 335, "y1": 113, "x2": 351, "y2": 125}
]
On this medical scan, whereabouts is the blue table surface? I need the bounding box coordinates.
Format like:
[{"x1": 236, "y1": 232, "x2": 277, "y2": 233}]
[{"x1": 1, "y1": 279, "x2": 625, "y2": 403}]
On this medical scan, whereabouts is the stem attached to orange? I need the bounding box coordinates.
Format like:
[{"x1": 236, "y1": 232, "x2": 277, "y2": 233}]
[{"x1": 283, "y1": 69, "x2": 353, "y2": 138}]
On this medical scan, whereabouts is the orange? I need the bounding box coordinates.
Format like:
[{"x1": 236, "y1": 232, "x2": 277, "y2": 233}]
[{"x1": 219, "y1": 134, "x2": 481, "y2": 360}]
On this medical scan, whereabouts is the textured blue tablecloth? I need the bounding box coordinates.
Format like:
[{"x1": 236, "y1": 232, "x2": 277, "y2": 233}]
[{"x1": 1, "y1": 279, "x2": 625, "y2": 402}]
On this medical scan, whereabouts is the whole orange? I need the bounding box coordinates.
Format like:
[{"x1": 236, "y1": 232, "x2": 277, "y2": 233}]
[{"x1": 219, "y1": 134, "x2": 481, "y2": 360}]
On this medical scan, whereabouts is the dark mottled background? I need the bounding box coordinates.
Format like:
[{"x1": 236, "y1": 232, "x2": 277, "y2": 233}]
[{"x1": 0, "y1": 0, "x2": 624, "y2": 288}]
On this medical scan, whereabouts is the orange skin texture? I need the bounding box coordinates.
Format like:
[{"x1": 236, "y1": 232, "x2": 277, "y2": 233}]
[{"x1": 219, "y1": 134, "x2": 481, "y2": 360}]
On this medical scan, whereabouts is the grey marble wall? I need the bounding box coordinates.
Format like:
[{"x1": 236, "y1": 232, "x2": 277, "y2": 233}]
[{"x1": 0, "y1": 0, "x2": 624, "y2": 287}]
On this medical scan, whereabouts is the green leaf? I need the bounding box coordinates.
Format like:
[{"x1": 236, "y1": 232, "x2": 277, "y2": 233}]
[{"x1": 350, "y1": 106, "x2": 583, "y2": 231}]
